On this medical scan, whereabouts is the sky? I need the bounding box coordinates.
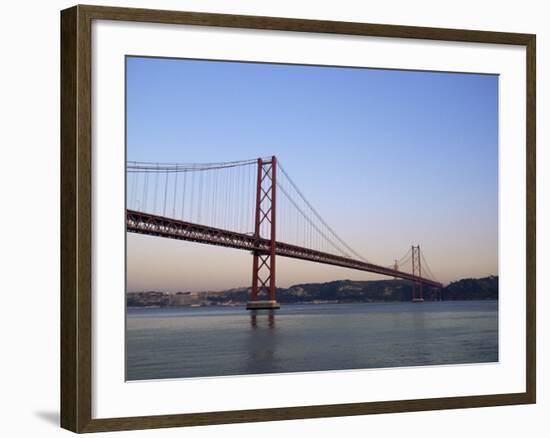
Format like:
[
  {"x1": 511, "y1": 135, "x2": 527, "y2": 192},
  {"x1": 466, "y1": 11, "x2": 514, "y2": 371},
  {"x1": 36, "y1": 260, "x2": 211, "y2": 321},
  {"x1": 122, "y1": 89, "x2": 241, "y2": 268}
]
[{"x1": 126, "y1": 56, "x2": 498, "y2": 292}]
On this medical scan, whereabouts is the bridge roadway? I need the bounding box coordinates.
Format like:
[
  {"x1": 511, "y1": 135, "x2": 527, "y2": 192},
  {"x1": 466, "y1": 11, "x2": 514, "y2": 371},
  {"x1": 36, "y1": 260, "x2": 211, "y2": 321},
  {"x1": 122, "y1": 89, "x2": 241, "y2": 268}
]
[{"x1": 127, "y1": 209, "x2": 443, "y2": 289}]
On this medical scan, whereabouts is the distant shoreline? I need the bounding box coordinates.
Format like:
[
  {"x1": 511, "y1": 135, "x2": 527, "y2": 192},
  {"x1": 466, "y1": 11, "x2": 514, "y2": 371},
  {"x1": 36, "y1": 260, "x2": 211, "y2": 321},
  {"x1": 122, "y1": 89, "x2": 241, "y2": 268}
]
[
  {"x1": 127, "y1": 276, "x2": 498, "y2": 308},
  {"x1": 127, "y1": 298, "x2": 498, "y2": 310}
]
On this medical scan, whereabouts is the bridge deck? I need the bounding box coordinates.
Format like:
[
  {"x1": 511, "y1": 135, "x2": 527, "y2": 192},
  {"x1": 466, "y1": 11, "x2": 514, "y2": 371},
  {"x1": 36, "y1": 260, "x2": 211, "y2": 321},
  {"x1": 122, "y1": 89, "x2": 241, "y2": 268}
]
[{"x1": 126, "y1": 210, "x2": 442, "y2": 288}]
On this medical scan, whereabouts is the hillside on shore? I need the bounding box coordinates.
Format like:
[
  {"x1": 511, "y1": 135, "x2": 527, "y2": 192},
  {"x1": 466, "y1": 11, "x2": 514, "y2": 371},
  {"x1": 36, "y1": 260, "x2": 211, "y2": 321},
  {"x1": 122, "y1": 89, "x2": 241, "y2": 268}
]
[{"x1": 127, "y1": 276, "x2": 498, "y2": 307}]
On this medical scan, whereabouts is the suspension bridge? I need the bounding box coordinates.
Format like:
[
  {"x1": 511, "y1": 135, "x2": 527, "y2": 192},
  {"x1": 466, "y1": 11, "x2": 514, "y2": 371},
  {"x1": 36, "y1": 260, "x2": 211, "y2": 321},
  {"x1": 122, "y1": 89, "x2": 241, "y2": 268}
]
[{"x1": 126, "y1": 156, "x2": 442, "y2": 309}]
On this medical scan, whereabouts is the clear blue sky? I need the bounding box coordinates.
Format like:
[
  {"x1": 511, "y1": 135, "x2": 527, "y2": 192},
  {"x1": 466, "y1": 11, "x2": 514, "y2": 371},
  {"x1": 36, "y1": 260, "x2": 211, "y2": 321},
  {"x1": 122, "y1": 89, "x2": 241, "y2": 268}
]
[{"x1": 126, "y1": 56, "x2": 498, "y2": 291}]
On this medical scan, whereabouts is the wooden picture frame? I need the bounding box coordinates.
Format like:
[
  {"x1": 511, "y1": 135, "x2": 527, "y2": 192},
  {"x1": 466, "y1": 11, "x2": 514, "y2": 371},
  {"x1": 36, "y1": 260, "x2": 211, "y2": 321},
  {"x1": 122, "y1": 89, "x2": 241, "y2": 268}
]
[{"x1": 61, "y1": 4, "x2": 536, "y2": 433}]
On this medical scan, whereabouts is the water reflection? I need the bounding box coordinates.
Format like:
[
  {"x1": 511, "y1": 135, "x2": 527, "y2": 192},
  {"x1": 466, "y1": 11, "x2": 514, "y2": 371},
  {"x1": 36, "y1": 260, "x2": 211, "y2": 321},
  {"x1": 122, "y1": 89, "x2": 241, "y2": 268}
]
[
  {"x1": 246, "y1": 310, "x2": 278, "y2": 373},
  {"x1": 412, "y1": 308, "x2": 426, "y2": 330},
  {"x1": 249, "y1": 310, "x2": 276, "y2": 329}
]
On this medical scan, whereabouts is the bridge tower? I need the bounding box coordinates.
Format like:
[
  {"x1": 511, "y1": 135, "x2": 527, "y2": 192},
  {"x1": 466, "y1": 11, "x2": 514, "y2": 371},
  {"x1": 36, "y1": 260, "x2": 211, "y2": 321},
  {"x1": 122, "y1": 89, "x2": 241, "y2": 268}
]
[
  {"x1": 411, "y1": 245, "x2": 424, "y2": 302},
  {"x1": 247, "y1": 156, "x2": 280, "y2": 310}
]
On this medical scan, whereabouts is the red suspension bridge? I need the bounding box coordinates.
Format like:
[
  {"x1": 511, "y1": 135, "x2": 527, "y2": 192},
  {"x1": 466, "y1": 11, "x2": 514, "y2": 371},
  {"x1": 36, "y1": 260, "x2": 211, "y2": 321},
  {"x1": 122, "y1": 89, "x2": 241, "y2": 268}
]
[{"x1": 126, "y1": 156, "x2": 442, "y2": 309}]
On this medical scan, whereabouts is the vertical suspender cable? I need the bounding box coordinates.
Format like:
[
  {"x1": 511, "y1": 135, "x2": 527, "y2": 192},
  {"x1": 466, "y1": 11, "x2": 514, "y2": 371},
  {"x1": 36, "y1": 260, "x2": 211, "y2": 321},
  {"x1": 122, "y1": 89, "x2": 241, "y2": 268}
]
[
  {"x1": 180, "y1": 171, "x2": 186, "y2": 221},
  {"x1": 172, "y1": 168, "x2": 178, "y2": 218},
  {"x1": 163, "y1": 170, "x2": 169, "y2": 217}
]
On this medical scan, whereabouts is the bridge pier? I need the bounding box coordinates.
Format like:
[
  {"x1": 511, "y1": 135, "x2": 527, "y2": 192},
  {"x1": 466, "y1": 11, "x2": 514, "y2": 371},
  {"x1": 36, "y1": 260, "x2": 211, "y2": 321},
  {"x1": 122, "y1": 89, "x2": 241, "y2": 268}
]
[{"x1": 246, "y1": 300, "x2": 280, "y2": 310}]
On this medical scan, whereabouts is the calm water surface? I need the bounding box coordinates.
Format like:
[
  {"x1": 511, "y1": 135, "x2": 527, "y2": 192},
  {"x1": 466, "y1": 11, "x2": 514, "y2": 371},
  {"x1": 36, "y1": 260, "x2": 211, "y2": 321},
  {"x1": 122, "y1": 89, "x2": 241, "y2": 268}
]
[{"x1": 126, "y1": 301, "x2": 498, "y2": 380}]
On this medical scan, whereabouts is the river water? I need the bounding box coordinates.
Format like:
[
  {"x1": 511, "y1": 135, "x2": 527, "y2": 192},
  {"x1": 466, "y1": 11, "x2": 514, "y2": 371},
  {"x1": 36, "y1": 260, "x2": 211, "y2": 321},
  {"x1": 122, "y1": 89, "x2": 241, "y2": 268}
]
[{"x1": 126, "y1": 300, "x2": 498, "y2": 381}]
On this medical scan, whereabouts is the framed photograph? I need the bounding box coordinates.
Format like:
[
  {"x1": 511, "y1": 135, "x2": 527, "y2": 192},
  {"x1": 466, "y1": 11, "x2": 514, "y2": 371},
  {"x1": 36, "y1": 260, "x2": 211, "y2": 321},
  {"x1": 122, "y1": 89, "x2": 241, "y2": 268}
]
[{"x1": 60, "y1": 4, "x2": 536, "y2": 433}]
